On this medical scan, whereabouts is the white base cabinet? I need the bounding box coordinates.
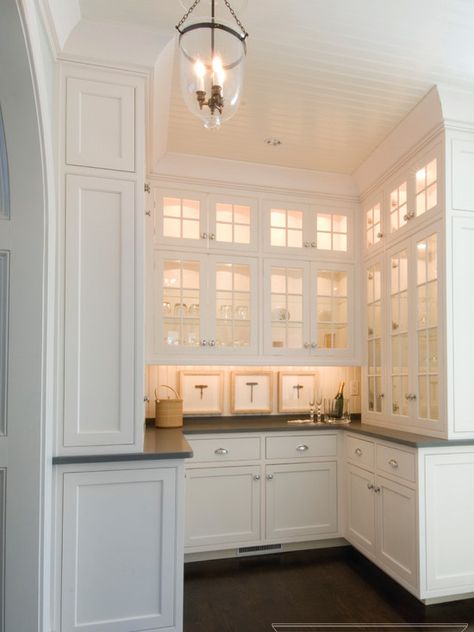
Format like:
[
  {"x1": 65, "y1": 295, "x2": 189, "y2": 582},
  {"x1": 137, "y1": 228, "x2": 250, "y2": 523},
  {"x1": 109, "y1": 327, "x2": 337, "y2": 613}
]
[
  {"x1": 184, "y1": 432, "x2": 340, "y2": 553},
  {"x1": 345, "y1": 433, "x2": 418, "y2": 593},
  {"x1": 55, "y1": 461, "x2": 184, "y2": 632},
  {"x1": 265, "y1": 461, "x2": 337, "y2": 541},
  {"x1": 185, "y1": 465, "x2": 261, "y2": 549}
]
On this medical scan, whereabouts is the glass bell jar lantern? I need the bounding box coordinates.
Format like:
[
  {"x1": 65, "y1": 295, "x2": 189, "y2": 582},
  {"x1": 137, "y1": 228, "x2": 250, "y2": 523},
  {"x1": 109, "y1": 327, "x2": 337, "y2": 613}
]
[{"x1": 176, "y1": 0, "x2": 249, "y2": 129}]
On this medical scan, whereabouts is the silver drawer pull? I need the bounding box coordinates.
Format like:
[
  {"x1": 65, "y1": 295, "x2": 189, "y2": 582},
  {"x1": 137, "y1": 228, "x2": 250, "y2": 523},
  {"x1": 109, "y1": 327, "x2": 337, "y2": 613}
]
[
  {"x1": 266, "y1": 473, "x2": 274, "y2": 480},
  {"x1": 355, "y1": 448, "x2": 363, "y2": 456},
  {"x1": 367, "y1": 483, "x2": 374, "y2": 490},
  {"x1": 374, "y1": 486, "x2": 381, "y2": 493},
  {"x1": 214, "y1": 448, "x2": 229, "y2": 455},
  {"x1": 388, "y1": 459, "x2": 399, "y2": 469},
  {"x1": 296, "y1": 444, "x2": 309, "y2": 452}
]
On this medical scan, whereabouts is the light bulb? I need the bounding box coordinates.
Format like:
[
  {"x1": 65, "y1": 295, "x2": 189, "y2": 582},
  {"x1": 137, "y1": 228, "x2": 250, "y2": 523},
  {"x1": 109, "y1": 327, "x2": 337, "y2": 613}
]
[
  {"x1": 194, "y1": 59, "x2": 206, "y2": 91},
  {"x1": 212, "y1": 56, "x2": 225, "y2": 87},
  {"x1": 204, "y1": 112, "x2": 221, "y2": 130}
]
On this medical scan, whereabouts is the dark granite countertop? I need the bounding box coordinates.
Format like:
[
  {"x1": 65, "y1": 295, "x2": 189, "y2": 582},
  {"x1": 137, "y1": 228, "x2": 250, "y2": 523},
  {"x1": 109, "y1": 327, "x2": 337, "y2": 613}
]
[
  {"x1": 52, "y1": 428, "x2": 193, "y2": 465},
  {"x1": 181, "y1": 415, "x2": 474, "y2": 448}
]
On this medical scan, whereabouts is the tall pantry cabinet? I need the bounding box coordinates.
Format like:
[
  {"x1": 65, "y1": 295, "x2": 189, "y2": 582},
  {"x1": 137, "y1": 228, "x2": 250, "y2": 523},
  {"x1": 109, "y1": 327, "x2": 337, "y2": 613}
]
[
  {"x1": 359, "y1": 87, "x2": 474, "y2": 441},
  {"x1": 53, "y1": 63, "x2": 185, "y2": 632}
]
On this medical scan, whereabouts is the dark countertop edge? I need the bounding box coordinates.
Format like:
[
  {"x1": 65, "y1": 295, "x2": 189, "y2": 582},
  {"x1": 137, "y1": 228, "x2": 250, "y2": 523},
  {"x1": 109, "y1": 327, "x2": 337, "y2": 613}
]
[{"x1": 52, "y1": 428, "x2": 193, "y2": 465}]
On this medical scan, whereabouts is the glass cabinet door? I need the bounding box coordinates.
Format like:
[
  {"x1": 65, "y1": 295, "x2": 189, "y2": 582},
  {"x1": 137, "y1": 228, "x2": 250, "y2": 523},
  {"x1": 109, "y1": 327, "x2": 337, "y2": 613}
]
[
  {"x1": 266, "y1": 263, "x2": 308, "y2": 353},
  {"x1": 315, "y1": 269, "x2": 349, "y2": 350},
  {"x1": 158, "y1": 255, "x2": 203, "y2": 352},
  {"x1": 367, "y1": 262, "x2": 383, "y2": 413},
  {"x1": 390, "y1": 249, "x2": 409, "y2": 416},
  {"x1": 153, "y1": 190, "x2": 206, "y2": 248},
  {"x1": 208, "y1": 195, "x2": 257, "y2": 252},
  {"x1": 212, "y1": 258, "x2": 256, "y2": 352},
  {"x1": 366, "y1": 202, "x2": 382, "y2": 250},
  {"x1": 416, "y1": 233, "x2": 439, "y2": 420},
  {"x1": 268, "y1": 206, "x2": 304, "y2": 250}
]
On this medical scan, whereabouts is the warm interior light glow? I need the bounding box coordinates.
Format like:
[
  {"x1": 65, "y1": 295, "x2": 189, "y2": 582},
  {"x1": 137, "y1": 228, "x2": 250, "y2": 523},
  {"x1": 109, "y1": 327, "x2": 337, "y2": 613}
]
[
  {"x1": 212, "y1": 55, "x2": 225, "y2": 87},
  {"x1": 416, "y1": 167, "x2": 426, "y2": 181},
  {"x1": 194, "y1": 59, "x2": 206, "y2": 91}
]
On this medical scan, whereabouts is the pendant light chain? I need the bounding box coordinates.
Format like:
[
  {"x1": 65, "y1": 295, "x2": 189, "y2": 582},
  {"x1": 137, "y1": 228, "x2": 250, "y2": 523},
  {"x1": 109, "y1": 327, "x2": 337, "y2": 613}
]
[
  {"x1": 223, "y1": 0, "x2": 248, "y2": 37},
  {"x1": 176, "y1": 0, "x2": 202, "y2": 31},
  {"x1": 176, "y1": 0, "x2": 248, "y2": 38}
]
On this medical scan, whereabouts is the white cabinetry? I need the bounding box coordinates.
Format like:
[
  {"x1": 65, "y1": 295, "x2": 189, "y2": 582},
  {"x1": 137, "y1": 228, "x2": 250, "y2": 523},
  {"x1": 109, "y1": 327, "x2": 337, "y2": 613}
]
[
  {"x1": 63, "y1": 175, "x2": 139, "y2": 449},
  {"x1": 150, "y1": 251, "x2": 258, "y2": 358},
  {"x1": 152, "y1": 188, "x2": 258, "y2": 253},
  {"x1": 345, "y1": 433, "x2": 418, "y2": 593},
  {"x1": 263, "y1": 260, "x2": 355, "y2": 359},
  {"x1": 265, "y1": 461, "x2": 337, "y2": 541},
  {"x1": 184, "y1": 431, "x2": 339, "y2": 554},
  {"x1": 59, "y1": 63, "x2": 145, "y2": 455},
  {"x1": 56, "y1": 461, "x2": 184, "y2": 632}
]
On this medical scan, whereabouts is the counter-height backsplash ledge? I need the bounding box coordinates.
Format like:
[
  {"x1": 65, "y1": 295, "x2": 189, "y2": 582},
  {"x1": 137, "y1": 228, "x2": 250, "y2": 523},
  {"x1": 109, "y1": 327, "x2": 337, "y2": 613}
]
[{"x1": 145, "y1": 365, "x2": 361, "y2": 419}]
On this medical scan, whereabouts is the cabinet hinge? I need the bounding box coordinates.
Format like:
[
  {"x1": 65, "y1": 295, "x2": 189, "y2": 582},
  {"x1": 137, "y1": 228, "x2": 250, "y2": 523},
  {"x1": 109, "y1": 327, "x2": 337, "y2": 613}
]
[{"x1": 144, "y1": 183, "x2": 151, "y2": 193}]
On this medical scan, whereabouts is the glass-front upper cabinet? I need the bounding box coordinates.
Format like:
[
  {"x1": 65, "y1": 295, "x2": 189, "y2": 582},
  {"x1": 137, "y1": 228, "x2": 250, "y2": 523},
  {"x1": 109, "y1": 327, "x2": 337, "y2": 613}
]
[
  {"x1": 151, "y1": 252, "x2": 258, "y2": 359},
  {"x1": 387, "y1": 222, "x2": 442, "y2": 429},
  {"x1": 152, "y1": 188, "x2": 258, "y2": 252},
  {"x1": 366, "y1": 261, "x2": 384, "y2": 415},
  {"x1": 263, "y1": 202, "x2": 352, "y2": 258},
  {"x1": 365, "y1": 200, "x2": 383, "y2": 252},
  {"x1": 263, "y1": 260, "x2": 354, "y2": 357},
  {"x1": 385, "y1": 146, "x2": 441, "y2": 240}
]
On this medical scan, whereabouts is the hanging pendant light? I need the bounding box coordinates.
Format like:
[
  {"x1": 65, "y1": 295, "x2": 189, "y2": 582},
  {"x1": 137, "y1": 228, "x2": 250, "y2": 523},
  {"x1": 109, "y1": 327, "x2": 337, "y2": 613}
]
[{"x1": 175, "y1": 0, "x2": 249, "y2": 129}]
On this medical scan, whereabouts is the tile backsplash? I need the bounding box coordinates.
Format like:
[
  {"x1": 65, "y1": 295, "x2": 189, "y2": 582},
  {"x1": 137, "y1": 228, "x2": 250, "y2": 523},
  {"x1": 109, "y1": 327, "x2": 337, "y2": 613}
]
[{"x1": 146, "y1": 365, "x2": 361, "y2": 418}]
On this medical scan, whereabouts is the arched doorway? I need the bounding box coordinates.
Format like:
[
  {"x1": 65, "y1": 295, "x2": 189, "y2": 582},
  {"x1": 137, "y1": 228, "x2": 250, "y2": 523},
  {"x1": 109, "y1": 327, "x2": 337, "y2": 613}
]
[{"x1": 0, "y1": 1, "x2": 52, "y2": 630}]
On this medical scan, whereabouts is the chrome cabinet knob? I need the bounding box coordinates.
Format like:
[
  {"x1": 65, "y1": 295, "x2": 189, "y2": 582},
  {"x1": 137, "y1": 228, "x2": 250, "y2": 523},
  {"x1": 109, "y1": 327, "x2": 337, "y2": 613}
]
[
  {"x1": 388, "y1": 459, "x2": 398, "y2": 469},
  {"x1": 367, "y1": 483, "x2": 374, "y2": 490},
  {"x1": 355, "y1": 448, "x2": 363, "y2": 456},
  {"x1": 208, "y1": 339, "x2": 216, "y2": 347},
  {"x1": 253, "y1": 474, "x2": 261, "y2": 481},
  {"x1": 209, "y1": 233, "x2": 216, "y2": 240},
  {"x1": 311, "y1": 342, "x2": 317, "y2": 349},
  {"x1": 201, "y1": 339, "x2": 207, "y2": 346},
  {"x1": 374, "y1": 486, "x2": 381, "y2": 493},
  {"x1": 304, "y1": 241, "x2": 310, "y2": 248},
  {"x1": 266, "y1": 473, "x2": 274, "y2": 480},
  {"x1": 201, "y1": 232, "x2": 208, "y2": 239},
  {"x1": 304, "y1": 342, "x2": 310, "y2": 348},
  {"x1": 311, "y1": 241, "x2": 316, "y2": 248},
  {"x1": 214, "y1": 448, "x2": 229, "y2": 455}
]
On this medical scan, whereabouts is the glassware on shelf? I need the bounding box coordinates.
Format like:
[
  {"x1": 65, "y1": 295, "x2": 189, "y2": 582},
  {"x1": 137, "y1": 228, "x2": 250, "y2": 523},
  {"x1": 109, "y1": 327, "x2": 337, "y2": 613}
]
[
  {"x1": 324, "y1": 398, "x2": 339, "y2": 424},
  {"x1": 219, "y1": 304, "x2": 233, "y2": 319},
  {"x1": 234, "y1": 305, "x2": 249, "y2": 320},
  {"x1": 315, "y1": 390, "x2": 323, "y2": 424},
  {"x1": 173, "y1": 303, "x2": 187, "y2": 317},
  {"x1": 188, "y1": 303, "x2": 200, "y2": 316},
  {"x1": 162, "y1": 301, "x2": 171, "y2": 315}
]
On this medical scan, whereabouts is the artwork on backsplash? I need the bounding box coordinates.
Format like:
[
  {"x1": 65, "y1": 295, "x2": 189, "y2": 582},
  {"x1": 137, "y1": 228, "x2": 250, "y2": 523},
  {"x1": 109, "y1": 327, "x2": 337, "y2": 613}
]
[
  {"x1": 278, "y1": 371, "x2": 319, "y2": 413},
  {"x1": 231, "y1": 371, "x2": 273, "y2": 414},
  {"x1": 179, "y1": 370, "x2": 224, "y2": 415}
]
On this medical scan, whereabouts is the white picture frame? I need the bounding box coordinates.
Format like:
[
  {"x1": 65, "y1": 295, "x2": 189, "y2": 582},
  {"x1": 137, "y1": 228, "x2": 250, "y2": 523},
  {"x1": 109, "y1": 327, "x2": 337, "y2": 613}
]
[
  {"x1": 278, "y1": 372, "x2": 318, "y2": 413},
  {"x1": 179, "y1": 370, "x2": 224, "y2": 415},
  {"x1": 231, "y1": 371, "x2": 273, "y2": 414}
]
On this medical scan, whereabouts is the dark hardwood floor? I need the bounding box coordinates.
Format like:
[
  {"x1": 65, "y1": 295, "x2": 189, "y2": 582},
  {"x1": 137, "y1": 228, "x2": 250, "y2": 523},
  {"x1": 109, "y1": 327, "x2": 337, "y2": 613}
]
[{"x1": 184, "y1": 546, "x2": 474, "y2": 631}]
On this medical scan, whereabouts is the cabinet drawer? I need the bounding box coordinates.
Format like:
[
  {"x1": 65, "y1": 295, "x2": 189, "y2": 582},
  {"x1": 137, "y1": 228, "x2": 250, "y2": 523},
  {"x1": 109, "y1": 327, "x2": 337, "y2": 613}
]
[
  {"x1": 376, "y1": 443, "x2": 416, "y2": 483},
  {"x1": 345, "y1": 435, "x2": 375, "y2": 469},
  {"x1": 265, "y1": 434, "x2": 337, "y2": 459},
  {"x1": 186, "y1": 436, "x2": 261, "y2": 462}
]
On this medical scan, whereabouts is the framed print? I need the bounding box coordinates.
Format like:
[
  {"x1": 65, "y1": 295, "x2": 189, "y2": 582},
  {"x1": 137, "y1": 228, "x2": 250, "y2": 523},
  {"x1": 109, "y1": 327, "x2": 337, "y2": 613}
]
[
  {"x1": 231, "y1": 371, "x2": 273, "y2": 414},
  {"x1": 179, "y1": 370, "x2": 224, "y2": 415},
  {"x1": 278, "y1": 372, "x2": 318, "y2": 413}
]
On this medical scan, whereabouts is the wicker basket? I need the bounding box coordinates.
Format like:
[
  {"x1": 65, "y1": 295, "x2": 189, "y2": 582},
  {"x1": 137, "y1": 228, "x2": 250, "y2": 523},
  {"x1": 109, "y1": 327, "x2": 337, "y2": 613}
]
[{"x1": 154, "y1": 385, "x2": 183, "y2": 428}]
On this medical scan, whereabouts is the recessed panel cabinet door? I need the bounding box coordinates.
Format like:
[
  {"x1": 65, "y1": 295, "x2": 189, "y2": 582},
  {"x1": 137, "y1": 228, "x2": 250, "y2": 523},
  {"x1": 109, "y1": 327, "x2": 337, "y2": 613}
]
[
  {"x1": 345, "y1": 464, "x2": 376, "y2": 557},
  {"x1": 66, "y1": 77, "x2": 136, "y2": 171},
  {"x1": 376, "y1": 475, "x2": 417, "y2": 590},
  {"x1": 185, "y1": 466, "x2": 261, "y2": 548},
  {"x1": 61, "y1": 467, "x2": 179, "y2": 632},
  {"x1": 265, "y1": 461, "x2": 338, "y2": 541},
  {"x1": 64, "y1": 175, "x2": 138, "y2": 449}
]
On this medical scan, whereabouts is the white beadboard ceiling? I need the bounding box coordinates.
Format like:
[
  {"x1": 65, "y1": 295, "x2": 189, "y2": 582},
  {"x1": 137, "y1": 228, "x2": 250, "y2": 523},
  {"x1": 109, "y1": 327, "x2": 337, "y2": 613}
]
[{"x1": 78, "y1": 0, "x2": 474, "y2": 173}]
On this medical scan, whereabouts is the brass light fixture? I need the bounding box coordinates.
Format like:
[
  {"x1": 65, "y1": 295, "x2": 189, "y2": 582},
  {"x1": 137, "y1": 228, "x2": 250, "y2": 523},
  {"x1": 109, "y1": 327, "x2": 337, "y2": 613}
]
[{"x1": 176, "y1": 0, "x2": 249, "y2": 129}]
